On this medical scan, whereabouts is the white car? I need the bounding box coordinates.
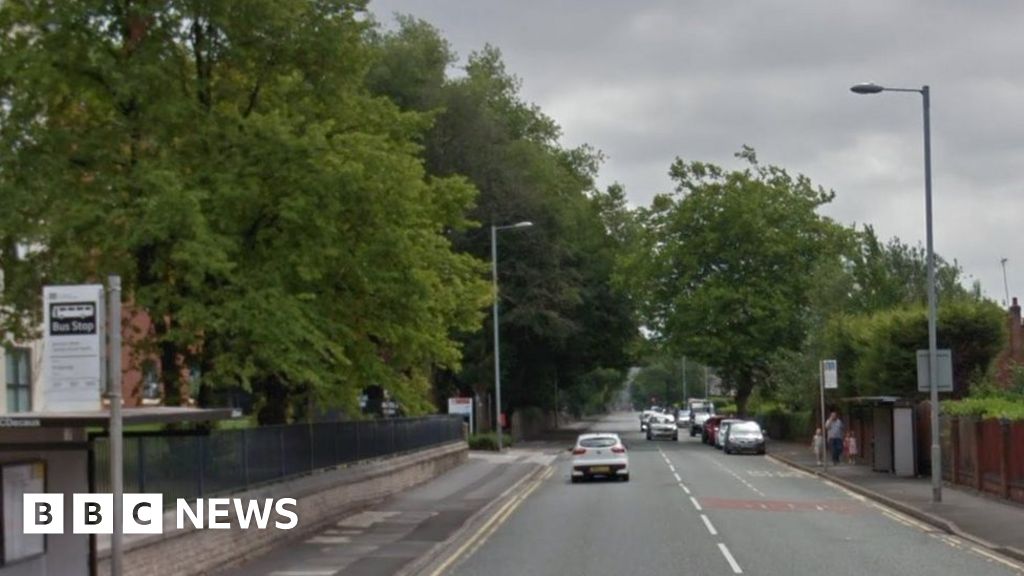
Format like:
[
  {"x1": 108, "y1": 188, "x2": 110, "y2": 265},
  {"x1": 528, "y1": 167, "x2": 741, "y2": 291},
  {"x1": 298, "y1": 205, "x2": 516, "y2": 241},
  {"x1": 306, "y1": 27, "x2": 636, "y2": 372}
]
[
  {"x1": 646, "y1": 413, "x2": 678, "y2": 441},
  {"x1": 639, "y1": 409, "x2": 660, "y2": 431},
  {"x1": 571, "y1": 433, "x2": 629, "y2": 483}
]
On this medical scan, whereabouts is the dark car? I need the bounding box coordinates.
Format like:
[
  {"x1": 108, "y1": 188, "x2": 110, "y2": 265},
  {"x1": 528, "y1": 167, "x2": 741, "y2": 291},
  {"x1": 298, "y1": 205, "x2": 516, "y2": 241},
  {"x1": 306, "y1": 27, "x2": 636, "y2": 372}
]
[
  {"x1": 723, "y1": 420, "x2": 767, "y2": 455},
  {"x1": 701, "y1": 415, "x2": 725, "y2": 445}
]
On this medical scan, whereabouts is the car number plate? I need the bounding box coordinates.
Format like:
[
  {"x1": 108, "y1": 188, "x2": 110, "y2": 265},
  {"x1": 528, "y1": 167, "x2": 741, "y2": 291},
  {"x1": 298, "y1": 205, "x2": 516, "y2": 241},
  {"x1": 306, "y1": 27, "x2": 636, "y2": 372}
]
[{"x1": 590, "y1": 466, "x2": 610, "y2": 473}]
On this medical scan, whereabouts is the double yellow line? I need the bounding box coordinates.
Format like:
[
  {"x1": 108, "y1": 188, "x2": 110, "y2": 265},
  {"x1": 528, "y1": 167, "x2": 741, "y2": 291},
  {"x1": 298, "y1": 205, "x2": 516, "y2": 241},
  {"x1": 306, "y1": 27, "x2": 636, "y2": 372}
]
[{"x1": 428, "y1": 466, "x2": 554, "y2": 576}]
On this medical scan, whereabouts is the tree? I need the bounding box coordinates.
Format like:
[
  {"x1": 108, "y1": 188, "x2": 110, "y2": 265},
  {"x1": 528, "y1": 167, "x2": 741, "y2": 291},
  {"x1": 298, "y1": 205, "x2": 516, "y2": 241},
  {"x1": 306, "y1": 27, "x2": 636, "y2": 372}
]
[
  {"x1": 0, "y1": 1, "x2": 490, "y2": 421},
  {"x1": 633, "y1": 147, "x2": 840, "y2": 415},
  {"x1": 368, "y1": 23, "x2": 637, "y2": 424}
]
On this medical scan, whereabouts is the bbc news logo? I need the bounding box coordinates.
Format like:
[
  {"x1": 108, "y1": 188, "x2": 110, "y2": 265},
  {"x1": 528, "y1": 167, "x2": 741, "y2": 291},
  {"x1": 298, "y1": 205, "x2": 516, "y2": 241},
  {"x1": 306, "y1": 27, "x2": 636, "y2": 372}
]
[{"x1": 23, "y1": 494, "x2": 298, "y2": 534}]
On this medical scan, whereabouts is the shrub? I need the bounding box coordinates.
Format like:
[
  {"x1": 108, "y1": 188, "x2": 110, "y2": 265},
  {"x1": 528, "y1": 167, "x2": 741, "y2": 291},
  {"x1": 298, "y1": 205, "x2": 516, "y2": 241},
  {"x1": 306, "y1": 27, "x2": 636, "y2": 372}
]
[
  {"x1": 942, "y1": 397, "x2": 1024, "y2": 421},
  {"x1": 467, "y1": 432, "x2": 513, "y2": 451}
]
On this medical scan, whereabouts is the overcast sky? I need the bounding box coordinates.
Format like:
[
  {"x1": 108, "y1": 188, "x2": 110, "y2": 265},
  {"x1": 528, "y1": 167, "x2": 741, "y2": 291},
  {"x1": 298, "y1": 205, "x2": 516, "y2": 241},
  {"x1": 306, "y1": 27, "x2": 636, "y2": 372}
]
[{"x1": 369, "y1": 0, "x2": 1023, "y2": 305}]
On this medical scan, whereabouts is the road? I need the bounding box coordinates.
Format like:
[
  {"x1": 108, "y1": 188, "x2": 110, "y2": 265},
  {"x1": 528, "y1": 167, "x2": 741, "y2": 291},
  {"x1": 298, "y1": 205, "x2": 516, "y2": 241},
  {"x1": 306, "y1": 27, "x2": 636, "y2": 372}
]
[{"x1": 443, "y1": 413, "x2": 1024, "y2": 576}]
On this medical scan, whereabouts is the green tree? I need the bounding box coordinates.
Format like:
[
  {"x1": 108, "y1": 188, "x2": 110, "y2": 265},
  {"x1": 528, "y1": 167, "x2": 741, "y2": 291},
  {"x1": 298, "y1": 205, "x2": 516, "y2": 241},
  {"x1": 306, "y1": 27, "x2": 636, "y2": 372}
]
[
  {"x1": 368, "y1": 22, "x2": 636, "y2": 425},
  {"x1": 633, "y1": 147, "x2": 840, "y2": 415},
  {"x1": 0, "y1": 1, "x2": 489, "y2": 421}
]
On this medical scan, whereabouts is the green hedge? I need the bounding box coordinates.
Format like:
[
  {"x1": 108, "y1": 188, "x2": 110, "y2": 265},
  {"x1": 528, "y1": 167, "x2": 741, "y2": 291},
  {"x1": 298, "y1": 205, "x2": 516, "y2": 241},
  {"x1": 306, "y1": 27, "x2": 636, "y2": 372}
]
[
  {"x1": 468, "y1": 432, "x2": 514, "y2": 451},
  {"x1": 942, "y1": 397, "x2": 1024, "y2": 421}
]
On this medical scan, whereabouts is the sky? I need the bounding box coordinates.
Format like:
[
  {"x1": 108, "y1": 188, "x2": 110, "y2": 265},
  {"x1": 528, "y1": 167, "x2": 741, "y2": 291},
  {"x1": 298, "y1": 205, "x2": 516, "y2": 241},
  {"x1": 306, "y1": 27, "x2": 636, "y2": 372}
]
[{"x1": 368, "y1": 0, "x2": 1023, "y2": 305}]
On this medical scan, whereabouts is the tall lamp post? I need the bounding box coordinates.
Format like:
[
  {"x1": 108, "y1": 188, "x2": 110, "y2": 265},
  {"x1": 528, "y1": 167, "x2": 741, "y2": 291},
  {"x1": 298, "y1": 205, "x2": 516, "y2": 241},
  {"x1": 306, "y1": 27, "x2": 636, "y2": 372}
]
[
  {"x1": 491, "y1": 221, "x2": 533, "y2": 451},
  {"x1": 850, "y1": 81, "x2": 941, "y2": 503},
  {"x1": 1002, "y1": 258, "x2": 1010, "y2": 306}
]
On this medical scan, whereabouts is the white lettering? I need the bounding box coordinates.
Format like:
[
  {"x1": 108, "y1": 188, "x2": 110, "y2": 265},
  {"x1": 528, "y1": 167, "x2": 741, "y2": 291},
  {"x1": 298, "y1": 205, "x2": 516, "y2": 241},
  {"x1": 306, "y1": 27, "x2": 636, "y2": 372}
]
[
  {"x1": 233, "y1": 499, "x2": 274, "y2": 529},
  {"x1": 274, "y1": 498, "x2": 298, "y2": 530},
  {"x1": 207, "y1": 498, "x2": 231, "y2": 529},
  {"x1": 176, "y1": 499, "x2": 203, "y2": 529}
]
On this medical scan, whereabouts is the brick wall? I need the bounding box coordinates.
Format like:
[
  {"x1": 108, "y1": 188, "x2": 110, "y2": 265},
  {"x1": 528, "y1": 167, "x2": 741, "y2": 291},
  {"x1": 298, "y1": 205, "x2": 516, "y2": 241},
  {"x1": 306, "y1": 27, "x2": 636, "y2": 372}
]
[{"x1": 94, "y1": 441, "x2": 467, "y2": 576}]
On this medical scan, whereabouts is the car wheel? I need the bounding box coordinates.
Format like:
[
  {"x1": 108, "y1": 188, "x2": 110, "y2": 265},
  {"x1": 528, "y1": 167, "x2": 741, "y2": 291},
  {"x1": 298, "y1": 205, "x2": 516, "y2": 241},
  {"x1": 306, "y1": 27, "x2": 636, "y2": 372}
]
[
  {"x1": 621, "y1": 474, "x2": 630, "y2": 482},
  {"x1": 646, "y1": 433, "x2": 652, "y2": 441},
  {"x1": 673, "y1": 434, "x2": 679, "y2": 441},
  {"x1": 571, "y1": 476, "x2": 580, "y2": 484}
]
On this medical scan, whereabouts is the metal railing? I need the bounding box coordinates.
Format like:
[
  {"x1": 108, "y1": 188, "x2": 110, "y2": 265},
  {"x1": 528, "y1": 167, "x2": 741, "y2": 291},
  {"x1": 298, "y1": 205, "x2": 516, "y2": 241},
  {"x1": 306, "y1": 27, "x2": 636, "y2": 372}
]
[{"x1": 92, "y1": 416, "x2": 464, "y2": 502}]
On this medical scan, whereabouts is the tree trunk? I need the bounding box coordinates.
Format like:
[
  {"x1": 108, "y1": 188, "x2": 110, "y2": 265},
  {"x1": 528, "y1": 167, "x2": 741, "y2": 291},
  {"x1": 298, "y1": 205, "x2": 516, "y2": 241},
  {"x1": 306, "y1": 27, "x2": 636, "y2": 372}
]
[{"x1": 734, "y1": 373, "x2": 755, "y2": 418}]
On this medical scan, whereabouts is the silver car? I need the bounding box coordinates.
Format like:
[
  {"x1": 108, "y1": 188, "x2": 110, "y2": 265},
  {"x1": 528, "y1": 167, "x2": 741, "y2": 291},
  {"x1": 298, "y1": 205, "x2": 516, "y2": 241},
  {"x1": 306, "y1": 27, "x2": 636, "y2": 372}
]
[
  {"x1": 724, "y1": 420, "x2": 767, "y2": 455},
  {"x1": 646, "y1": 414, "x2": 678, "y2": 441},
  {"x1": 715, "y1": 419, "x2": 743, "y2": 450}
]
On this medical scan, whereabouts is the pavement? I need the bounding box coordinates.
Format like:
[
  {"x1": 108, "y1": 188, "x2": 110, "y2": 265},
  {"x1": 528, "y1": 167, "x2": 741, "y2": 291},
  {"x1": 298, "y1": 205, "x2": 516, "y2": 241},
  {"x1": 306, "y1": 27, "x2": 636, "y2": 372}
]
[
  {"x1": 769, "y1": 440, "x2": 1024, "y2": 564},
  {"x1": 213, "y1": 429, "x2": 570, "y2": 576}
]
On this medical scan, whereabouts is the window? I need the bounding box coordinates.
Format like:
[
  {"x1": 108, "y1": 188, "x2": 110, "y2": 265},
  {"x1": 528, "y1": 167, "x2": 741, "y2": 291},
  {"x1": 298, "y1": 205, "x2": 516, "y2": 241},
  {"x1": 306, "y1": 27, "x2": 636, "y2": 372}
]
[
  {"x1": 141, "y1": 359, "x2": 161, "y2": 400},
  {"x1": 4, "y1": 348, "x2": 31, "y2": 413},
  {"x1": 580, "y1": 437, "x2": 618, "y2": 448}
]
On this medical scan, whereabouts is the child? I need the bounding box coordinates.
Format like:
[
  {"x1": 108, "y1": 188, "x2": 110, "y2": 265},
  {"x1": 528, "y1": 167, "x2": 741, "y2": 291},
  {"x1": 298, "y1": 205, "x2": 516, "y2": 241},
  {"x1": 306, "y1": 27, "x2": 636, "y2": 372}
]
[
  {"x1": 845, "y1": 430, "x2": 858, "y2": 464},
  {"x1": 811, "y1": 427, "x2": 824, "y2": 466}
]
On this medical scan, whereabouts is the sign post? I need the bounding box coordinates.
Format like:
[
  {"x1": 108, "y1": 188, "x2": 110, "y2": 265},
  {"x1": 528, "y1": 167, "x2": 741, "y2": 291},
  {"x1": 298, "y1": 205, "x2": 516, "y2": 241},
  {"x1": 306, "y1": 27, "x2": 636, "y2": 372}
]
[
  {"x1": 107, "y1": 276, "x2": 123, "y2": 576},
  {"x1": 820, "y1": 360, "x2": 838, "y2": 469}
]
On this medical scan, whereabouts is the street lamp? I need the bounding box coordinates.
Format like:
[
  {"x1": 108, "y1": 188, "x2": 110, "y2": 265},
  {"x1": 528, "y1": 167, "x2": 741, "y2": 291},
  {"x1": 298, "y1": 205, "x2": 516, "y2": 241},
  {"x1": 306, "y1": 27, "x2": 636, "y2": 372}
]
[
  {"x1": 850, "y1": 81, "x2": 941, "y2": 503},
  {"x1": 1002, "y1": 258, "x2": 1010, "y2": 307},
  {"x1": 491, "y1": 221, "x2": 533, "y2": 451}
]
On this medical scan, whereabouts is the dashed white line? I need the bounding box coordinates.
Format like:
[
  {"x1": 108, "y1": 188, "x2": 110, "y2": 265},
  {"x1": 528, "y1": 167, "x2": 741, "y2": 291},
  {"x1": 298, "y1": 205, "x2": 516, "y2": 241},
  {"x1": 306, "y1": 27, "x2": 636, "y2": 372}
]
[
  {"x1": 673, "y1": 472, "x2": 682, "y2": 483},
  {"x1": 680, "y1": 483, "x2": 691, "y2": 494},
  {"x1": 700, "y1": 514, "x2": 718, "y2": 536},
  {"x1": 690, "y1": 496, "x2": 703, "y2": 511},
  {"x1": 718, "y1": 543, "x2": 743, "y2": 574},
  {"x1": 669, "y1": 464, "x2": 676, "y2": 473}
]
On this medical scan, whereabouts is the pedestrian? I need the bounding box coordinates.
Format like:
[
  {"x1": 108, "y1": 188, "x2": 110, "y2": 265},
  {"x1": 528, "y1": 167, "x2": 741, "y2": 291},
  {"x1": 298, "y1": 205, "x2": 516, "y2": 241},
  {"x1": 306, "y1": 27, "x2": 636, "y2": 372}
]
[
  {"x1": 811, "y1": 427, "x2": 824, "y2": 466},
  {"x1": 845, "y1": 431, "x2": 858, "y2": 464},
  {"x1": 825, "y1": 411, "x2": 844, "y2": 465}
]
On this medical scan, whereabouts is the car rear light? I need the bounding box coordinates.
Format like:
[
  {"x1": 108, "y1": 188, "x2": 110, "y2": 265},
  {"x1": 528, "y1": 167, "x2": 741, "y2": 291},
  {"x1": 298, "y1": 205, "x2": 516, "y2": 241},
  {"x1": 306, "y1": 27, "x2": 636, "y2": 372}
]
[
  {"x1": 572, "y1": 448, "x2": 587, "y2": 455},
  {"x1": 612, "y1": 446, "x2": 626, "y2": 454}
]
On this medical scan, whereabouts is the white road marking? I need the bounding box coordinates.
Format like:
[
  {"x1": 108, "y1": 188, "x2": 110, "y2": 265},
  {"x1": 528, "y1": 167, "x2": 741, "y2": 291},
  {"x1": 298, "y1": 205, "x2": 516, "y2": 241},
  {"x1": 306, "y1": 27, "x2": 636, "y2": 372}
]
[
  {"x1": 306, "y1": 536, "x2": 351, "y2": 545},
  {"x1": 669, "y1": 464, "x2": 676, "y2": 473},
  {"x1": 718, "y1": 543, "x2": 743, "y2": 574},
  {"x1": 680, "y1": 483, "x2": 691, "y2": 494},
  {"x1": 690, "y1": 496, "x2": 703, "y2": 511},
  {"x1": 673, "y1": 472, "x2": 682, "y2": 482},
  {"x1": 700, "y1": 514, "x2": 718, "y2": 535},
  {"x1": 270, "y1": 571, "x2": 337, "y2": 576}
]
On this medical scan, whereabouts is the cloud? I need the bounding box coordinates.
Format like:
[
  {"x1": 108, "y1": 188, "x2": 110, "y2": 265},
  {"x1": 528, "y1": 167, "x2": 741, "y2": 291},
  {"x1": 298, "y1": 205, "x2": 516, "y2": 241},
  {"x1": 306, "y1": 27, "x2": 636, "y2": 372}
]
[{"x1": 369, "y1": 0, "x2": 1024, "y2": 304}]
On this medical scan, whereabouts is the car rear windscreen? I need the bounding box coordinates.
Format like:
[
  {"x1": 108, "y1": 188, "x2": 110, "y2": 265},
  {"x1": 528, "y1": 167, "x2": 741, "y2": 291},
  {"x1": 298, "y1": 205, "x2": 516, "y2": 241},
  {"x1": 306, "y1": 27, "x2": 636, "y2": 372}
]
[{"x1": 580, "y1": 437, "x2": 617, "y2": 448}]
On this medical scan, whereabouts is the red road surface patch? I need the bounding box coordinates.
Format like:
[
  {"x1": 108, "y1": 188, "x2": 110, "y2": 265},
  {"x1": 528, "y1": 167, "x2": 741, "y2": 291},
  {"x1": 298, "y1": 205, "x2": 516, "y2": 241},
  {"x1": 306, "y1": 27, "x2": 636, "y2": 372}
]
[{"x1": 700, "y1": 498, "x2": 865, "y2": 514}]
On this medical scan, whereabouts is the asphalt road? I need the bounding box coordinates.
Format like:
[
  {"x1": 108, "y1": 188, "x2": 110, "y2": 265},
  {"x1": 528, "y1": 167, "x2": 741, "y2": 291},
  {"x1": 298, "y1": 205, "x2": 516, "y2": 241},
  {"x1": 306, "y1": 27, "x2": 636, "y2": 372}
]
[{"x1": 445, "y1": 413, "x2": 1024, "y2": 576}]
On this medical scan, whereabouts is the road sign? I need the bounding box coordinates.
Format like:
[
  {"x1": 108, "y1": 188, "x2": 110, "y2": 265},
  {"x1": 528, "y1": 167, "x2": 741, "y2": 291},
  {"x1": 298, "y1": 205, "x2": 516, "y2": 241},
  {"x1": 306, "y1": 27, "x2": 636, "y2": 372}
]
[
  {"x1": 43, "y1": 285, "x2": 105, "y2": 411},
  {"x1": 917, "y1": 349, "x2": 953, "y2": 393},
  {"x1": 821, "y1": 360, "x2": 838, "y2": 389},
  {"x1": 448, "y1": 397, "x2": 474, "y2": 433}
]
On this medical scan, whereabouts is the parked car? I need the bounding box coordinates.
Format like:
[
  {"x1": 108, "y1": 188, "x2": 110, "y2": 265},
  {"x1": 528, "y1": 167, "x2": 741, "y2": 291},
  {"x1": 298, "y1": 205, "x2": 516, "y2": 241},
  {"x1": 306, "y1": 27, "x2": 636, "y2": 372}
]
[
  {"x1": 647, "y1": 413, "x2": 678, "y2": 441},
  {"x1": 723, "y1": 420, "x2": 767, "y2": 455},
  {"x1": 702, "y1": 415, "x2": 725, "y2": 445},
  {"x1": 715, "y1": 419, "x2": 744, "y2": 450},
  {"x1": 571, "y1": 433, "x2": 629, "y2": 483}
]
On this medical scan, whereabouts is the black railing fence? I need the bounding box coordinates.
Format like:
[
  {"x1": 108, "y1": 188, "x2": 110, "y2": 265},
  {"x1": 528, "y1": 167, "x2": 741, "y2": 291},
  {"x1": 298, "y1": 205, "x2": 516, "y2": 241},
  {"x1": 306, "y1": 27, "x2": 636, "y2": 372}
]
[{"x1": 92, "y1": 416, "x2": 464, "y2": 502}]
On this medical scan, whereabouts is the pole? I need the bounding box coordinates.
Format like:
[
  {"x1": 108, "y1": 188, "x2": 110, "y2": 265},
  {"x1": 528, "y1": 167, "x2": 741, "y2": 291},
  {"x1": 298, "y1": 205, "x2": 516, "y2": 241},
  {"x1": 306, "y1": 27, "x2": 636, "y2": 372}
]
[
  {"x1": 1002, "y1": 258, "x2": 1010, "y2": 307},
  {"x1": 682, "y1": 357, "x2": 688, "y2": 404},
  {"x1": 107, "y1": 275, "x2": 123, "y2": 576},
  {"x1": 491, "y1": 225, "x2": 504, "y2": 451},
  {"x1": 922, "y1": 85, "x2": 941, "y2": 503},
  {"x1": 820, "y1": 361, "x2": 827, "y2": 470},
  {"x1": 704, "y1": 365, "x2": 709, "y2": 402}
]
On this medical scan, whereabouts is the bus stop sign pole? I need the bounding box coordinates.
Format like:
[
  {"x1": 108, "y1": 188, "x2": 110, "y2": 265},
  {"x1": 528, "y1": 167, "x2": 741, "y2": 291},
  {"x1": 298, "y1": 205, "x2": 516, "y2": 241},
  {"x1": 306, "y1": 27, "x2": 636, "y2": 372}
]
[{"x1": 107, "y1": 275, "x2": 123, "y2": 576}]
